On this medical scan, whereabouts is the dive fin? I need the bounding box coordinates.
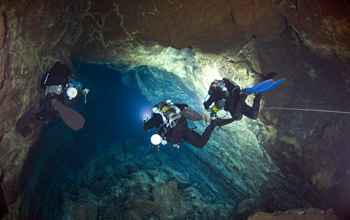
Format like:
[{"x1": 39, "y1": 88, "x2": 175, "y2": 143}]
[
  {"x1": 254, "y1": 79, "x2": 286, "y2": 94},
  {"x1": 181, "y1": 108, "x2": 203, "y2": 121},
  {"x1": 245, "y1": 79, "x2": 273, "y2": 93},
  {"x1": 51, "y1": 99, "x2": 85, "y2": 131},
  {"x1": 15, "y1": 103, "x2": 40, "y2": 132}
]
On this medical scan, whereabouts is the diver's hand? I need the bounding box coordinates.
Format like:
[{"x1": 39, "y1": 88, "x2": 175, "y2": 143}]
[
  {"x1": 143, "y1": 116, "x2": 149, "y2": 123},
  {"x1": 202, "y1": 110, "x2": 211, "y2": 124}
]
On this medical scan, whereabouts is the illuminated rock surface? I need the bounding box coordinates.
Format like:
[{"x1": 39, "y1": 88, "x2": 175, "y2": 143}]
[{"x1": 0, "y1": 0, "x2": 350, "y2": 219}]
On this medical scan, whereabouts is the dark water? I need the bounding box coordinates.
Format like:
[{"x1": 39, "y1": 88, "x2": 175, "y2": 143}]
[
  {"x1": 23, "y1": 62, "x2": 160, "y2": 219},
  {"x1": 23, "y1": 62, "x2": 243, "y2": 220},
  {"x1": 74, "y1": 61, "x2": 154, "y2": 138}
]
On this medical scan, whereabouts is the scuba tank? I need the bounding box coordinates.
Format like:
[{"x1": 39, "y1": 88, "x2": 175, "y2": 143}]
[
  {"x1": 165, "y1": 100, "x2": 181, "y2": 114},
  {"x1": 164, "y1": 100, "x2": 181, "y2": 128},
  {"x1": 210, "y1": 79, "x2": 229, "y2": 97},
  {"x1": 154, "y1": 100, "x2": 182, "y2": 128},
  {"x1": 216, "y1": 80, "x2": 228, "y2": 96},
  {"x1": 211, "y1": 99, "x2": 225, "y2": 113}
]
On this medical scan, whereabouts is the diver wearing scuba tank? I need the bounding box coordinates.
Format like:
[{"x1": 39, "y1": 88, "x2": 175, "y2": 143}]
[
  {"x1": 203, "y1": 78, "x2": 261, "y2": 123},
  {"x1": 142, "y1": 100, "x2": 232, "y2": 149},
  {"x1": 37, "y1": 62, "x2": 88, "y2": 124}
]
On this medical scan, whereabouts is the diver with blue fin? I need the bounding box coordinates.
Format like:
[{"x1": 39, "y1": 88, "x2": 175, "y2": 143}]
[
  {"x1": 203, "y1": 73, "x2": 285, "y2": 124},
  {"x1": 15, "y1": 61, "x2": 89, "y2": 133}
]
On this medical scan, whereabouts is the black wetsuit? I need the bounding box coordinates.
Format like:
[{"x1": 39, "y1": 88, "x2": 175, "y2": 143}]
[
  {"x1": 203, "y1": 78, "x2": 261, "y2": 120},
  {"x1": 142, "y1": 103, "x2": 219, "y2": 149},
  {"x1": 39, "y1": 62, "x2": 71, "y2": 121}
]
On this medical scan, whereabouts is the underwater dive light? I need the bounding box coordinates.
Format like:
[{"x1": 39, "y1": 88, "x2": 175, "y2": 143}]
[{"x1": 150, "y1": 134, "x2": 162, "y2": 145}]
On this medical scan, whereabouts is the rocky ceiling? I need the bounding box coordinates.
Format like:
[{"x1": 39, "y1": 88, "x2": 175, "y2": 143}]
[{"x1": 0, "y1": 0, "x2": 350, "y2": 219}]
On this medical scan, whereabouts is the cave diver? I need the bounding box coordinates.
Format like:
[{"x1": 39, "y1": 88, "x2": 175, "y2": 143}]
[
  {"x1": 15, "y1": 61, "x2": 90, "y2": 133},
  {"x1": 142, "y1": 100, "x2": 234, "y2": 149},
  {"x1": 203, "y1": 73, "x2": 285, "y2": 124}
]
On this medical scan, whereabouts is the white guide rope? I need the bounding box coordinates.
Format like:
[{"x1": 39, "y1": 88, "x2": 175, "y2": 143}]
[{"x1": 263, "y1": 107, "x2": 350, "y2": 115}]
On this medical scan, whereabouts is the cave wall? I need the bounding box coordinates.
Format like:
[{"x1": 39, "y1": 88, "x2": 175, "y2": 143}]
[{"x1": 0, "y1": 0, "x2": 350, "y2": 219}]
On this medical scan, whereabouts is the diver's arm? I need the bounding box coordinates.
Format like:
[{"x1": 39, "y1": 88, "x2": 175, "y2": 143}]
[
  {"x1": 142, "y1": 113, "x2": 163, "y2": 131},
  {"x1": 203, "y1": 96, "x2": 215, "y2": 109}
]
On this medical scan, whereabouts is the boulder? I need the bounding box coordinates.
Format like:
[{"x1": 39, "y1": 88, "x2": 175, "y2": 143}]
[
  {"x1": 152, "y1": 180, "x2": 187, "y2": 220},
  {"x1": 60, "y1": 197, "x2": 98, "y2": 220},
  {"x1": 248, "y1": 208, "x2": 340, "y2": 220},
  {"x1": 133, "y1": 199, "x2": 158, "y2": 216}
]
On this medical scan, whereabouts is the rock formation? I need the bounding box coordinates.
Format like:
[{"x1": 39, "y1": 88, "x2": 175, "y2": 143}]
[{"x1": 0, "y1": 0, "x2": 349, "y2": 219}]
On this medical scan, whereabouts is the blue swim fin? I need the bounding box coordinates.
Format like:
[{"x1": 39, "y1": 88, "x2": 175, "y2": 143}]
[
  {"x1": 245, "y1": 79, "x2": 273, "y2": 93},
  {"x1": 254, "y1": 79, "x2": 286, "y2": 94}
]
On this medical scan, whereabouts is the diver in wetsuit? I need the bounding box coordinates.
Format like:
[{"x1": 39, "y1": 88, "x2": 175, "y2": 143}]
[
  {"x1": 39, "y1": 61, "x2": 89, "y2": 122},
  {"x1": 203, "y1": 78, "x2": 263, "y2": 123},
  {"x1": 15, "y1": 61, "x2": 89, "y2": 132},
  {"x1": 142, "y1": 100, "x2": 232, "y2": 149}
]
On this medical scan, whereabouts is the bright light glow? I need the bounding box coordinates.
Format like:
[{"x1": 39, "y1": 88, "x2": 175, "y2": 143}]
[
  {"x1": 140, "y1": 105, "x2": 153, "y2": 121},
  {"x1": 193, "y1": 64, "x2": 222, "y2": 107},
  {"x1": 201, "y1": 64, "x2": 221, "y2": 88},
  {"x1": 150, "y1": 134, "x2": 162, "y2": 145}
]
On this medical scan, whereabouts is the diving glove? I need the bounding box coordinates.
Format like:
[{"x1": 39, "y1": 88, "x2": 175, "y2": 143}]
[{"x1": 202, "y1": 110, "x2": 211, "y2": 124}]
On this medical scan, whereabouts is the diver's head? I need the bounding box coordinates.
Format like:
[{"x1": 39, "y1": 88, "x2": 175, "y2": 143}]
[{"x1": 159, "y1": 102, "x2": 170, "y2": 113}]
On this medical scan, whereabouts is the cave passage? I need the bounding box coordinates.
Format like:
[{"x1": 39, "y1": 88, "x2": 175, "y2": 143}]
[
  {"x1": 22, "y1": 62, "x2": 241, "y2": 220},
  {"x1": 22, "y1": 62, "x2": 161, "y2": 219},
  {"x1": 74, "y1": 61, "x2": 155, "y2": 138}
]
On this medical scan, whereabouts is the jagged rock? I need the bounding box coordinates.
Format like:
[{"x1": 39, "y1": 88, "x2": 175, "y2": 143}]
[
  {"x1": 181, "y1": 186, "x2": 204, "y2": 208},
  {"x1": 199, "y1": 206, "x2": 216, "y2": 220},
  {"x1": 88, "y1": 180, "x2": 108, "y2": 197},
  {"x1": 77, "y1": 187, "x2": 100, "y2": 204},
  {"x1": 234, "y1": 197, "x2": 266, "y2": 220},
  {"x1": 273, "y1": 0, "x2": 350, "y2": 62},
  {"x1": 131, "y1": 170, "x2": 153, "y2": 185},
  {"x1": 103, "y1": 203, "x2": 123, "y2": 220},
  {"x1": 164, "y1": 166, "x2": 191, "y2": 189},
  {"x1": 146, "y1": 169, "x2": 169, "y2": 185},
  {"x1": 152, "y1": 180, "x2": 187, "y2": 220},
  {"x1": 248, "y1": 208, "x2": 340, "y2": 220},
  {"x1": 133, "y1": 199, "x2": 158, "y2": 216},
  {"x1": 122, "y1": 210, "x2": 142, "y2": 220},
  {"x1": 126, "y1": 185, "x2": 152, "y2": 209},
  {"x1": 102, "y1": 186, "x2": 127, "y2": 219},
  {"x1": 60, "y1": 197, "x2": 98, "y2": 220},
  {"x1": 1, "y1": 1, "x2": 350, "y2": 220}
]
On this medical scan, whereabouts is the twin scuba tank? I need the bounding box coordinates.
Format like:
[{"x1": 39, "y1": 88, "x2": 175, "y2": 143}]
[
  {"x1": 152, "y1": 100, "x2": 181, "y2": 129},
  {"x1": 208, "y1": 79, "x2": 229, "y2": 115},
  {"x1": 149, "y1": 100, "x2": 182, "y2": 150},
  {"x1": 211, "y1": 79, "x2": 229, "y2": 97}
]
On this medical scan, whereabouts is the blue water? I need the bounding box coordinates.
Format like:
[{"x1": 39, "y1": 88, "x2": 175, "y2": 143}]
[{"x1": 74, "y1": 61, "x2": 154, "y2": 138}]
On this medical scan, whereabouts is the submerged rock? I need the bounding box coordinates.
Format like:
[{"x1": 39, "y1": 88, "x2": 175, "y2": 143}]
[
  {"x1": 133, "y1": 199, "x2": 158, "y2": 217},
  {"x1": 152, "y1": 180, "x2": 187, "y2": 220},
  {"x1": 60, "y1": 197, "x2": 98, "y2": 220},
  {"x1": 248, "y1": 208, "x2": 340, "y2": 220}
]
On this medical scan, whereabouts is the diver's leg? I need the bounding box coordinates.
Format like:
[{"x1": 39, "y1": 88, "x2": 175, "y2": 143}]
[
  {"x1": 183, "y1": 123, "x2": 216, "y2": 148},
  {"x1": 231, "y1": 93, "x2": 248, "y2": 120},
  {"x1": 242, "y1": 93, "x2": 262, "y2": 119},
  {"x1": 41, "y1": 94, "x2": 52, "y2": 121},
  {"x1": 168, "y1": 117, "x2": 186, "y2": 144}
]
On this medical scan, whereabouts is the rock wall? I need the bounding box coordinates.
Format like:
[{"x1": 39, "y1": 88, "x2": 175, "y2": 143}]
[{"x1": 0, "y1": 0, "x2": 350, "y2": 219}]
